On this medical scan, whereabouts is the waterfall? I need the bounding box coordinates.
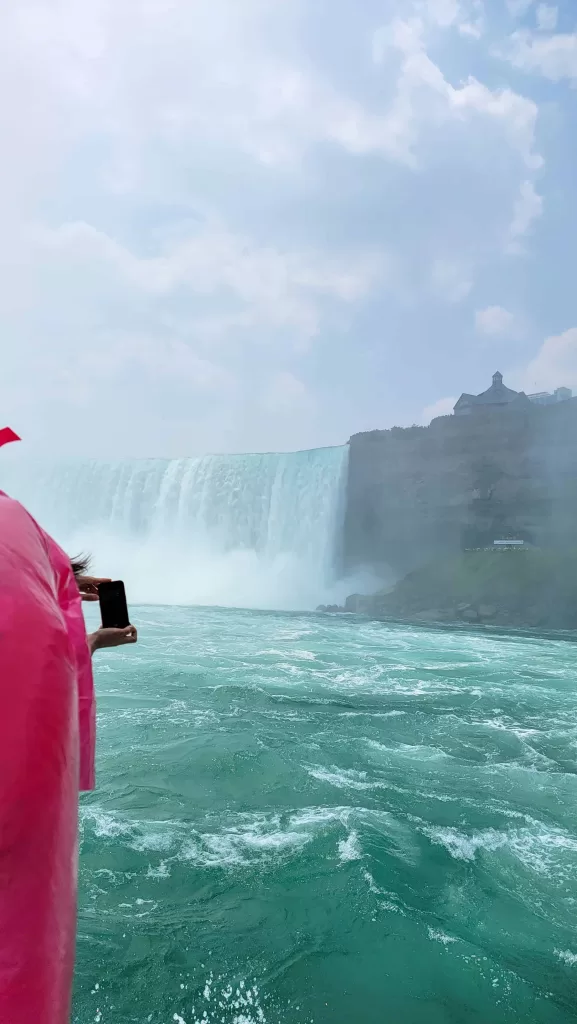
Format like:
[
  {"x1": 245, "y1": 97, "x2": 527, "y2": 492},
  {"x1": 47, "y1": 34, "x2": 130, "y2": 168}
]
[{"x1": 0, "y1": 447, "x2": 350, "y2": 610}]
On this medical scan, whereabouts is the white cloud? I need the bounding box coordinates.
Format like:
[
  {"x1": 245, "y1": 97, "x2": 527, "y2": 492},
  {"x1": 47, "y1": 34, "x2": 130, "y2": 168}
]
[
  {"x1": 430, "y1": 259, "x2": 472, "y2": 303},
  {"x1": 0, "y1": 0, "x2": 430, "y2": 186},
  {"x1": 65, "y1": 332, "x2": 232, "y2": 398},
  {"x1": 2, "y1": 0, "x2": 541, "y2": 189},
  {"x1": 475, "y1": 305, "x2": 516, "y2": 336},
  {"x1": 504, "y1": 30, "x2": 577, "y2": 81},
  {"x1": 422, "y1": 0, "x2": 484, "y2": 35},
  {"x1": 32, "y1": 219, "x2": 383, "y2": 341},
  {"x1": 7, "y1": 0, "x2": 521, "y2": 181},
  {"x1": 422, "y1": 396, "x2": 457, "y2": 422},
  {"x1": 506, "y1": 180, "x2": 543, "y2": 253},
  {"x1": 536, "y1": 5, "x2": 558, "y2": 32},
  {"x1": 262, "y1": 371, "x2": 311, "y2": 415},
  {"x1": 0, "y1": 0, "x2": 555, "y2": 455},
  {"x1": 424, "y1": 0, "x2": 462, "y2": 29},
  {"x1": 459, "y1": 21, "x2": 484, "y2": 39},
  {"x1": 372, "y1": 15, "x2": 540, "y2": 169},
  {"x1": 506, "y1": 0, "x2": 535, "y2": 16},
  {"x1": 0, "y1": 211, "x2": 384, "y2": 453},
  {"x1": 0, "y1": 217, "x2": 384, "y2": 428},
  {"x1": 521, "y1": 328, "x2": 577, "y2": 392}
]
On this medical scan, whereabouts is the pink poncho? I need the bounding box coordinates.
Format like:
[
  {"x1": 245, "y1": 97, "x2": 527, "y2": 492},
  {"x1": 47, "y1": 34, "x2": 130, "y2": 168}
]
[{"x1": 0, "y1": 488, "x2": 96, "y2": 1024}]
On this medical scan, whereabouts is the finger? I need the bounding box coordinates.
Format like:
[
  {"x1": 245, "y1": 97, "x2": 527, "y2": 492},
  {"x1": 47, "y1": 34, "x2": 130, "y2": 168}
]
[{"x1": 81, "y1": 594, "x2": 99, "y2": 602}]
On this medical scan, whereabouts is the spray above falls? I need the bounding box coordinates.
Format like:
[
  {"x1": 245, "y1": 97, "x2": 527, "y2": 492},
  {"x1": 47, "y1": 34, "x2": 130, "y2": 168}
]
[{"x1": 1, "y1": 447, "x2": 350, "y2": 610}]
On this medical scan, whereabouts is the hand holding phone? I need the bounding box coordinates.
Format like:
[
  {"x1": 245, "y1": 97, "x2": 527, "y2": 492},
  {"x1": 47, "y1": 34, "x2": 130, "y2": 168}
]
[
  {"x1": 77, "y1": 575, "x2": 112, "y2": 602},
  {"x1": 88, "y1": 625, "x2": 137, "y2": 654}
]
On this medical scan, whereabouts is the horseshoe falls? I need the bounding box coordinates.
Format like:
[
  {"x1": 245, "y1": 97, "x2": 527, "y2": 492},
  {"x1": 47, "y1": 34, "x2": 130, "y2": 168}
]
[{"x1": 0, "y1": 446, "x2": 351, "y2": 609}]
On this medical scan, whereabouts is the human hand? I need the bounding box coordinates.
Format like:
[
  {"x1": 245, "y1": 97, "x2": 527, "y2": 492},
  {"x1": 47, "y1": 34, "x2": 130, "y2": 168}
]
[
  {"x1": 87, "y1": 625, "x2": 138, "y2": 654},
  {"x1": 77, "y1": 575, "x2": 112, "y2": 602}
]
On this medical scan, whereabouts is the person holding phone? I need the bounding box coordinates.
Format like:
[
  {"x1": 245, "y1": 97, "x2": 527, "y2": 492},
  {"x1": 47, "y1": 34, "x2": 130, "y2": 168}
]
[
  {"x1": 0, "y1": 430, "x2": 138, "y2": 1024},
  {"x1": 0, "y1": 491, "x2": 89, "y2": 1024},
  {"x1": 71, "y1": 557, "x2": 138, "y2": 653}
]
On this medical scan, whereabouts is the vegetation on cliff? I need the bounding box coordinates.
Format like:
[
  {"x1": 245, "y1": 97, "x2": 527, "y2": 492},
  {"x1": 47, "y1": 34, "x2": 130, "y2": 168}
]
[{"x1": 346, "y1": 550, "x2": 577, "y2": 630}]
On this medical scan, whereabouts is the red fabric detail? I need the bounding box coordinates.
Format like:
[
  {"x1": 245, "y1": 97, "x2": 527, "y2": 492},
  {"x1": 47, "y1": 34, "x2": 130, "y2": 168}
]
[
  {"x1": 0, "y1": 494, "x2": 78, "y2": 1024},
  {"x1": 0, "y1": 427, "x2": 21, "y2": 448},
  {"x1": 0, "y1": 491, "x2": 96, "y2": 792}
]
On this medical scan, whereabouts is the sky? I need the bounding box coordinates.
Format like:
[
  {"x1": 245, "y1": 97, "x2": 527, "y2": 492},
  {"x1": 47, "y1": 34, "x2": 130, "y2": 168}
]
[{"x1": 0, "y1": 0, "x2": 576, "y2": 457}]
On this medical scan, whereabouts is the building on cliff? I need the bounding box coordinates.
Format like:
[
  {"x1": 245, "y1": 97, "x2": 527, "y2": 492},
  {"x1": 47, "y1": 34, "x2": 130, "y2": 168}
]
[
  {"x1": 527, "y1": 387, "x2": 572, "y2": 406},
  {"x1": 454, "y1": 372, "x2": 531, "y2": 416}
]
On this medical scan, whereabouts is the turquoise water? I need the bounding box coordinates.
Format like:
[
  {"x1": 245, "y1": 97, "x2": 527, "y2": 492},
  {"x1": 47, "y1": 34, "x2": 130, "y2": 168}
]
[{"x1": 75, "y1": 607, "x2": 577, "y2": 1024}]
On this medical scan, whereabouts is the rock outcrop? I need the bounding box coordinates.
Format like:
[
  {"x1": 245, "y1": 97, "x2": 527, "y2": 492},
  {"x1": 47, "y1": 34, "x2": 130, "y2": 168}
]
[
  {"x1": 345, "y1": 549, "x2": 577, "y2": 630},
  {"x1": 342, "y1": 399, "x2": 577, "y2": 581}
]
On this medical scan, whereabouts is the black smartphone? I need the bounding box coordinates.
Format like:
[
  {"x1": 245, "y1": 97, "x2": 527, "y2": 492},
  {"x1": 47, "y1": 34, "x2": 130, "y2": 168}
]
[{"x1": 98, "y1": 580, "x2": 130, "y2": 629}]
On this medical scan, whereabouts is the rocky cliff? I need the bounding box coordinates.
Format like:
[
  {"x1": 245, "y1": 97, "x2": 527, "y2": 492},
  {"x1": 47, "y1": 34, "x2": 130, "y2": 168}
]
[
  {"x1": 344, "y1": 550, "x2": 577, "y2": 630},
  {"x1": 342, "y1": 398, "x2": 577, "y2": 581}
]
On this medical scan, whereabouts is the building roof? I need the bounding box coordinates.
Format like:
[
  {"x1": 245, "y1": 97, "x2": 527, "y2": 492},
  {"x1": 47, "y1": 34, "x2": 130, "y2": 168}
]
[{"x1": 454, "y1": 372, "x2": 531, "y2": 412}]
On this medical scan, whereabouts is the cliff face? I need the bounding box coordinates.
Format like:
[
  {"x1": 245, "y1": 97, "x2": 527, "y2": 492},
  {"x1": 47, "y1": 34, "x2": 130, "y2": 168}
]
[{"x1": 343, "y1": 399, "x2": 577, "y2": 580}]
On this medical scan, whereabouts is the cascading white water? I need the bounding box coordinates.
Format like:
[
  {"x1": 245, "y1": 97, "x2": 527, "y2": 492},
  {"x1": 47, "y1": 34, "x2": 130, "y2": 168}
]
[{"x1": 0, "y1": 447, "x2": 352, "y2": 610}]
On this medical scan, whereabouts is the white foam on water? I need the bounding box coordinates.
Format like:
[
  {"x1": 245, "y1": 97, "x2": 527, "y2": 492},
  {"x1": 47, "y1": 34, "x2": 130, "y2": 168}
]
[
  {"x1": 428, "y1": 927, "x2": 457, "y2": 946},
  {"x1": 82, "y1": 804, "x2": 367, "y2": 873},
  {"x1": 146, "y1": 860, "x2": 171, "y2": 879},
  {"x1": 423, "y1": 826, "x2": 507, "y2": 862},
  {"x1": 340, "y1": 710, "x2": 406, "y2": 719},
  {"x1": 131, "y1": 830, "x2": 176, "y2": 853},
  {"x1": 508, "y1": 828, "x2": 577, "y2": 879},
  {"x1": 366, "y1": 740, "x2": 451, "y2": 762},
  {"x1": 172, "y1": 976, "x2": 295, "y2": 1024},
  {"x1": 178, "y1": 830, "x2": 308, "y2": 869},
  {"x1": 305, "y1": 765, "x2": 375, "y2": 791},
  {"x1": 257, "y1": 648, "x2": 317, "y2": 661},
  {"x1": 179, "y1": 808, "x2": 329, "y2": 869},
  {"x1": 555, "y1": 949, "x2": 577, "y2": 966},
  {"x1": 338, "y1": 831, "x2": 362, "y2": 862},
  {"x1": 362, "y1": 868, "x2": 381, "y2": 894},
  {"x1": 360, "y1": 870, "x2": 406, "y2": 915},
  {"x1": 116, "y1": 899, "x2": 159, "y2": 919},
  {"x1": 289, "y1": 806, "x2": 352, "y2": 828},
  {"x1": 80, "y1": 806, "x2": 140, "y2": 840},
  {"x1": 423, "y1": 823, "x2": 577, "y2": 880}
]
